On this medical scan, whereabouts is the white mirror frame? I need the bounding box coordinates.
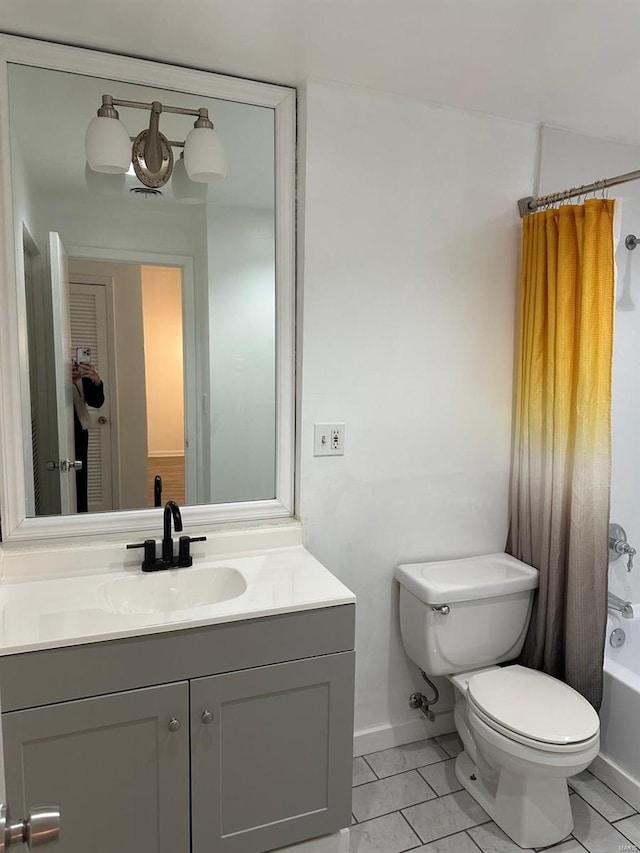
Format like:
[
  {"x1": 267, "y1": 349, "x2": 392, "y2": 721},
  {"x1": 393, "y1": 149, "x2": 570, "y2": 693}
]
[{"x1": 0, "y1": 35, "x2": 296, "y2": 542}]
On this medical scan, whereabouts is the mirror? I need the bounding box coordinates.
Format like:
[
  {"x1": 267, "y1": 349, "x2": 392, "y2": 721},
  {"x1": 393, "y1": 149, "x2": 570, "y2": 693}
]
[{"x1": 0, "y1": 36, "x2": 295, "y2": 540}]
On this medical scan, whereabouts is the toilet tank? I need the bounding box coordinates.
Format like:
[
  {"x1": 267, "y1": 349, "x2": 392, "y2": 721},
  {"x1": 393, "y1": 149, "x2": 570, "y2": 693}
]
[{"x1": 395, "y1": 553, "x2": 539, "y2": 676}]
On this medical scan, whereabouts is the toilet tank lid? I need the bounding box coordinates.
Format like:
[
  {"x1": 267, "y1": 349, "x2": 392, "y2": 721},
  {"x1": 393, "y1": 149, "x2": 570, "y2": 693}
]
[{"x1": 395, "y1": 553, "x2": 539, "y2": 605}]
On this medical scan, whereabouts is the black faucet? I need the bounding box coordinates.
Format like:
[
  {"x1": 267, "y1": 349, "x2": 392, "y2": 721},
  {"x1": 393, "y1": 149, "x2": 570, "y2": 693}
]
[
  {"x1": 153, "y1": 475, "x2": 162, "y2": 507},
  {"x1": 126, "y1": 500, "x2": 206, "y2": 571},
  {"x1": 162, "y1": 500, "x2": 182, "y2": 563}
]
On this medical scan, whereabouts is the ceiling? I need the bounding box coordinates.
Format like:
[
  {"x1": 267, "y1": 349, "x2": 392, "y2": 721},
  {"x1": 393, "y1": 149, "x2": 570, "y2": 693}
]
[{"x1": 0, "y1": 0, "x2": 639, "y2": 144}]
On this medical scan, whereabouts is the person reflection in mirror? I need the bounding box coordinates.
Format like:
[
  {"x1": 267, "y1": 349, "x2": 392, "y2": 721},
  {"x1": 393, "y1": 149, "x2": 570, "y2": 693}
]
[{"x1": 72, "y1": 361, "x2": 104, "y2": 513}]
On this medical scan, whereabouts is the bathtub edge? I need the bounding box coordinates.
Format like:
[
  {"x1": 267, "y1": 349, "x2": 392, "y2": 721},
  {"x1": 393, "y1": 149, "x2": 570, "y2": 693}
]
[{"x1": 590, "y1": 752, "x2": 640, "y2": 811}]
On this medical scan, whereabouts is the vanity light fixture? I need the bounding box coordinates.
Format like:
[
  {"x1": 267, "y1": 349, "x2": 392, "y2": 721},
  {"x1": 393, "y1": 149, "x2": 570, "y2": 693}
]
[
  {"x1": 85, "y1": 94, "x2": 227, "y2": 191},
  {"x1": 172, "y1": 152, "x2": 208, "y2": 203}
]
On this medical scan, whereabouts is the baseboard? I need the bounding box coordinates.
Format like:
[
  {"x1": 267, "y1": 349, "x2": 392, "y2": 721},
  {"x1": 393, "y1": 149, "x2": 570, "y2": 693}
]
[
  {"x1": 353, "y1": 711, "x2": 456, "y2": 757},
  {"x1": 590, "y1": 753, "x2": 640, "y2": 810}
]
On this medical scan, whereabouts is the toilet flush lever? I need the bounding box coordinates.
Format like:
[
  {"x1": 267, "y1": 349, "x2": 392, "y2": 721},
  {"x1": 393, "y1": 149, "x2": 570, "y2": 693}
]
[{"x1": 431, "y1": 605, "x2": 450, "y2": 615}]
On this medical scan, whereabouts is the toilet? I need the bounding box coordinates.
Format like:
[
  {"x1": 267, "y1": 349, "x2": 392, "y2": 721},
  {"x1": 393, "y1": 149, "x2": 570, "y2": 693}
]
[{"x1": 395, "y1": 553, "x2": 600, "y2": 849}]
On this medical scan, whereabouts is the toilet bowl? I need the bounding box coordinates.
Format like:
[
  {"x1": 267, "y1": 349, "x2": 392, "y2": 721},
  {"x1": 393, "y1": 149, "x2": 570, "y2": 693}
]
[
  {"x1": 452, "y1": 665, "x2": 599, "y2": 848},
  {"x1": 394, "y1": 554, "x2": 600, "y2": 849}
]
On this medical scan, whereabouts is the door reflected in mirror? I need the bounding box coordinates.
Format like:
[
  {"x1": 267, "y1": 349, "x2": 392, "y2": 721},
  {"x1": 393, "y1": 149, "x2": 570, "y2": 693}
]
[
  {"x1": 9, "y1": 62, "x2": 276, "y2": 516},
  {"x1": 67, "y1": 260, "x2": 186, "y2": 515}
]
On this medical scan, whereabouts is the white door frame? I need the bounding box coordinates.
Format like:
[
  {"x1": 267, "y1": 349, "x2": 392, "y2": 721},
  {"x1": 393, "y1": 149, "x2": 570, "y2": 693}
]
[
  {"x1": 48, "y1": 233, "x2": 77, "y2": 515},
  {"x1": 66, "y1": 247, "x2": 198, "y2": 505},
  {"x1": 21, "y1": 226, "x2": 41, "y2": 517}
]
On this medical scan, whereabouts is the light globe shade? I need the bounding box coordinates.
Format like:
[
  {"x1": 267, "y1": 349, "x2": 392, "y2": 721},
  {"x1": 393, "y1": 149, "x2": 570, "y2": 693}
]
[
  {"x1": 172, "y1": 156, "x2": 207, "y2": 204},
  {"x1": 84, "y1": 162, "x2": 125, "y2": 197},
  {"x1": 183, "y1": 127, "x2": 227, "y2": 182},
  {"x1": 85, "y1": 115, "x2": 131, "y2": 174}
]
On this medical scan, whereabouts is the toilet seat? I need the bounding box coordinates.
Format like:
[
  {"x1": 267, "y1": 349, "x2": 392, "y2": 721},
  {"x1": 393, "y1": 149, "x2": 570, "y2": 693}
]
[{"x1": 466, "y1": 665, "x2": 599, "y2": 753}]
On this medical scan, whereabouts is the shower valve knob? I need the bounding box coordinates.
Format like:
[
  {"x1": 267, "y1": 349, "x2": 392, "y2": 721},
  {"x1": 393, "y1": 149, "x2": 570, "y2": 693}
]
[{"x1": 609, "y1": 524, "x2": 636, "y2": 571}]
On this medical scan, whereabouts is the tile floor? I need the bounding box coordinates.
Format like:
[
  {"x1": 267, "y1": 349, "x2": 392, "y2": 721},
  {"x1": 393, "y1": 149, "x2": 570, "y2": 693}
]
[{"x1": 351, "y1": 734, "x2": 640, "y2": 852}]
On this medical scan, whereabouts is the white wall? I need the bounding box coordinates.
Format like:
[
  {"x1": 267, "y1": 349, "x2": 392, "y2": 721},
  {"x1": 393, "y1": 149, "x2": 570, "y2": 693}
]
[
  {"x1": 206, "y1": 206, "x2": 276, "y2": 503},
  {"x1": 299, "y1": 82, "x2": 538, "y2": 749},
  {"x1": 537, "y1": 126, "x2": 640, "y2": 608},
  {"x1": 30, "y1": 194, "x2": 205, "y2": 262}
]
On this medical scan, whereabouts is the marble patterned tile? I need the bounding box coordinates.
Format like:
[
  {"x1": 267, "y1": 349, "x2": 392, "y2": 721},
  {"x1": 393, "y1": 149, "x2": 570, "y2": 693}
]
[
  {"x1": 468, "y1": 820, "x2": 523, "y2": 852},
  {"x1": 348, "y1": 811, "x2": 422, "y2": 853},
  {"x1": 539, "y1": 840, "x2": 588, "y2": 852},
  {"x1": 568, "y1": 771, "x2": 637, "y2": 822},
  {"x1": 536, "y1": 838, "x2": 588, "y2": 853},
  {"x1": 413, "y1": 831, "x2": 479, "y2": 853},
  {"x1": 402, "y1": 789, "x2": 489, "y2": 844},
  {"x1": 352, "y1": 770, "x2": 436, "y2": 822},
  {"x1": 468, "y1": 821, "x2": 584, "y2": 852},
  {"x1": 434, "y1": 732, "x2": 463, "y2": 758},
  {"x1": 364, "y1": 739, "x2": 448, "y2": 779},
  {"x1": 614, "y1": 813, "x2": 640, "y2": 849},
  {"x1": 571, "y1": 793, "x2": 631, "y2": 853},
  {"x1": 417, "y1": 758, "x2": 463, "y2": 796},
  {"x1": 353, "y1": 756, "x2": 377, "y2": 787}
]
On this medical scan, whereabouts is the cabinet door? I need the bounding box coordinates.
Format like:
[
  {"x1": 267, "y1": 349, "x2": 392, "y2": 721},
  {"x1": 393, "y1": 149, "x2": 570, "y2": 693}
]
[
  {"x1": 3, "y1": 682, "x2": 190, "y2": 853},
  {"x1": 191, "y1": 651, "x2": 354, "y2": 853}
]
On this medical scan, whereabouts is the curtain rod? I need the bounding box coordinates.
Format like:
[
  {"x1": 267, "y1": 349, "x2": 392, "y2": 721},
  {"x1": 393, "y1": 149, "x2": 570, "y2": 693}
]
[{"x1": 517, "y1": 167, "x2": 640, "y2": 217}]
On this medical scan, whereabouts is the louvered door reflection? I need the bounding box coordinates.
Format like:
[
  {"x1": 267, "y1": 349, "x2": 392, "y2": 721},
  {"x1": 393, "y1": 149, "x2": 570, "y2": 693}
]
[{"x1": 69, "y1": 282, "x2": 113, "y2": 511}]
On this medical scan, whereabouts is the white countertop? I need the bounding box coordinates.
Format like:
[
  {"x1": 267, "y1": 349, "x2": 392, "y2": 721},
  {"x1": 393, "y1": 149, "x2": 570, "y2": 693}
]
[{"x1": 0, "y1": 546, "x2": 355, "y2": 655}]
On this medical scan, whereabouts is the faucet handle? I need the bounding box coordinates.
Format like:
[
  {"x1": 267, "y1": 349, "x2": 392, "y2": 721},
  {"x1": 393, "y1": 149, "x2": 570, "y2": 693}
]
[
  {"x1": 609, "y1": 523, "x2": 636, "y2": 570},
  {"x1": 177, "y1": 535, "x2": 207, "y2": 567},
  {"x1": 127, "y1": 539, "x2": 157, "y2": 571},
  {"x1": 628, "y1": 547, "x2": 637, "y2": 572}
]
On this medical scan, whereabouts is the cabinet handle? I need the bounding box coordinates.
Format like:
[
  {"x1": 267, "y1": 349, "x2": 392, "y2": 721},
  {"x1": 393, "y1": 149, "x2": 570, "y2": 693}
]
[
  {"x1": 168, "y1": 717, "x2": 181, "y2": 732},
  {"x1": 201, "y1": 710, "x2": 214, "y2": 725}
]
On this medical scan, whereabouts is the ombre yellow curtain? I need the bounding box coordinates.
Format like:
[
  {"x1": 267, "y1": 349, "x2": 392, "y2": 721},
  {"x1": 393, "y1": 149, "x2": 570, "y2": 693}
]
[{"x1": 507, "y1": 198, "x2": 615, "y2": 710}]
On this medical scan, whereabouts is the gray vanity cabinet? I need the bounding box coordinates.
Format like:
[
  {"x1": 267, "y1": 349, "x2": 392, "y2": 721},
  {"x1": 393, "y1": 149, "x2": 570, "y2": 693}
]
[
  {"x1": 0, "y1": 605, "x2": 355, "y2": 853},
  {"x1": 191, "y1": 653, "x2": 354, "y2": 853},
  {"x1": 2, "y1": 682, "x2": 190, "y2": 853}
]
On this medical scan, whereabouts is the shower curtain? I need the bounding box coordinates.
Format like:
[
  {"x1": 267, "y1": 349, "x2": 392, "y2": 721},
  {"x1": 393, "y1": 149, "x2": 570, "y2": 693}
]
[{"x1": 507, "y1": 198, "x2": 615, "y2": 710}]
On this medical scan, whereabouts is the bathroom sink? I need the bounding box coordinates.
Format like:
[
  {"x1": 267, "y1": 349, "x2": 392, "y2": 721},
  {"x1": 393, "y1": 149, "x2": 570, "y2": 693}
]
[{"x1": 98, "y1": 566, "x2": 247, "y2": 615}]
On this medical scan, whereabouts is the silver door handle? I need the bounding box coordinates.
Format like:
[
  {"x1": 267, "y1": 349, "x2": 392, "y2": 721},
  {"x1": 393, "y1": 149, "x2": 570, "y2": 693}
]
[
  {"x1": 97, "y1": 416, "x2": 108, "y2": 425},
  {"x1": 0, "y1": 804, "x2": 60, "y2": 850},
  {"x1": 46, "y1": 459, "x2": 83, "y2": 472}
]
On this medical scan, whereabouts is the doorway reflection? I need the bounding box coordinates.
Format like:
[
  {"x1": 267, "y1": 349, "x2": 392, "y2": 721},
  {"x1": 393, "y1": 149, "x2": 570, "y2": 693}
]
[
  {"x1": 67, "y1": 259, "x2": 188, "y2": 514},
  {"x1": 140, "y1": 266, "x2": 185, "y2": 507}
]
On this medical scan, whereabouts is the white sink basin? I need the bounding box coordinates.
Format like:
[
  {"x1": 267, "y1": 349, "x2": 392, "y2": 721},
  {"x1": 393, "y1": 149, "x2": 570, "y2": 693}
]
[{"x1": 98, "y1": 567, "x2": 247, "y2": 615}]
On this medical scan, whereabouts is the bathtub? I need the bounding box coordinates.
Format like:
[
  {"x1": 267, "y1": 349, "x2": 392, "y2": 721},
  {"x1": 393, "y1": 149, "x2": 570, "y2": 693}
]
[{"x1": 595, "y1": 610, "x2": 640, "y2": 807}]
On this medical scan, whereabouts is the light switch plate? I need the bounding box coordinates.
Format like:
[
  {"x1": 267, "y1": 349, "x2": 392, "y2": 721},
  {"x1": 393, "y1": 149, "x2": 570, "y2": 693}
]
[{"x1": 314, "y1": 423, "x2": 345, "y2": 456}]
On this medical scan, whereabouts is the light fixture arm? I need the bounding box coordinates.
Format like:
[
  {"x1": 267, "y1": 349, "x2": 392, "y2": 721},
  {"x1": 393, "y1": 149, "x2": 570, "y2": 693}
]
[
  {"x1": 129, "y1": 136, "x2": 184, "y2": 149},
  {"x1": 104, "y1": 95, "x2": 207, "y2": 119},
  {"x1": 145, "y1": 101, "x2": 164, "y2": 174}
]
